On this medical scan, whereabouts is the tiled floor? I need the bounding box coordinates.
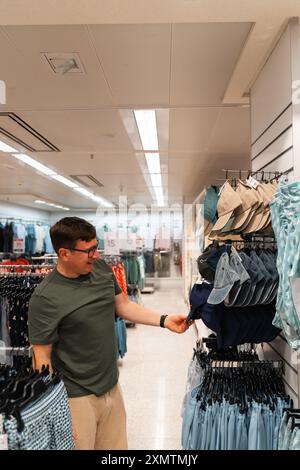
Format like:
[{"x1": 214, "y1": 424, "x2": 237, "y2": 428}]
[{"x1": 119, "y1": 280, "x2": 195, "y2": 450}]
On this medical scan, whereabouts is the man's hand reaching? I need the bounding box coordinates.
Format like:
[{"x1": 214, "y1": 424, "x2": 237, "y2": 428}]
[{"x1": 164, "y1": 314, "x2": 194, "y2": 334}]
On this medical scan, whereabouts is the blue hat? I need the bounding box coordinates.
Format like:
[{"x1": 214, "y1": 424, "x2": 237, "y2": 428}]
[
  {"x1": 224, "y1": 250, "x2": 250, "y2": 306},
  {"x1": 187, "y1": 282, "x2": 214, "y2": 321},
  {"x1": 204, "y1": 186, "x2": 218, "y2": 224},
  {"x1": 207, "y1": 252, "x2": 240, "y2": 305}
]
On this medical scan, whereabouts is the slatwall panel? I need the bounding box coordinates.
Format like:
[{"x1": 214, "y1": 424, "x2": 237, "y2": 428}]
[{"x1": 250, "y1": 23, "x2": 299, "y2": 405}]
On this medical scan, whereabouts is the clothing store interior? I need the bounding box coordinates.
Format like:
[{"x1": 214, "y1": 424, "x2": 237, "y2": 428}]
[{"x1": 1, "y1": 0, "x2": 300, "y2": 452}]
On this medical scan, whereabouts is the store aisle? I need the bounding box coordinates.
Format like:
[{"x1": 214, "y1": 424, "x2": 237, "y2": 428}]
[{"x1": 119, "y1": 280, "x2": 195, "y2": 450}]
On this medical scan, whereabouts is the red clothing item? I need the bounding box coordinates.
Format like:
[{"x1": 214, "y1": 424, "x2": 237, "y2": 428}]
[{"x1": 111, "y1": 263, "x2": 128, "y2": 296}]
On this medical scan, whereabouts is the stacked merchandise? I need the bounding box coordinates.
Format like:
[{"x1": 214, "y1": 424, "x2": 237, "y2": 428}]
[
  {"x1": 182, "y1": 348, "x2": 291, "y2": 450},
  {"x1": 0, "y1": 220, "x2": 53, "y2": 255},
  {"x1": 0, "y1": 364, "x2": 74, "y2": 449}
]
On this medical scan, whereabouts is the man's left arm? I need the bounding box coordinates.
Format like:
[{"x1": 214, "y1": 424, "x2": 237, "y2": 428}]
[{"x1": 115, "y1": 292, "x2": 190, "y2": 334}]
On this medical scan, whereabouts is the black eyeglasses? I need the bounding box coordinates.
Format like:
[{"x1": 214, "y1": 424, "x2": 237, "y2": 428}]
[{"x1": 68, "y1": 243, "x2": 99, "y2": 259}]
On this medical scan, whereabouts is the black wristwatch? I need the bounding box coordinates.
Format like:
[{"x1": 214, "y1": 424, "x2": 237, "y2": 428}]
[{"x1": 160, "y1": 314, "x2": 168, "y2": 328}]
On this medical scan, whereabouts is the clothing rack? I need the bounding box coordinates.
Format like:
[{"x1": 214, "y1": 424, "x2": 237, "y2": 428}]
[
  {"x1": 210, "y1": 359, "x2": 283, "y2": 369},
  {"x1": 0, "y1": 216, "x2": 50, "y2": 225},
  {"x1": 221, "y1": 169, "x2": 287, "y2": 181},
  {"x1": 0, "y1": 264, "x2": 54, "y2": 269},
  {"x1": 0, "y1": 346, "x2": 32, "y2": 357}
]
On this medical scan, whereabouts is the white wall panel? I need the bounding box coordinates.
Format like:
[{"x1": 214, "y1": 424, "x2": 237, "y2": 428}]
[
  {"x1": 251, "y1": 105, "x2": 292, "y2": 158},
  {"x1": 250, "y1": 21, "x2": 299, "y2": 404},
  {"x1": 251, "y1": 26, "x2": 292, "y2": 144},
  {"x1": 251, "y1": 127, "x2": 293, "y2": 171}
]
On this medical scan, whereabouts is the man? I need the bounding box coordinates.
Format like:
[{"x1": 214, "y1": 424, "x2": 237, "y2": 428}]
[{"x1": 28, "y1": 217, "x2": 190, "y2": 450}]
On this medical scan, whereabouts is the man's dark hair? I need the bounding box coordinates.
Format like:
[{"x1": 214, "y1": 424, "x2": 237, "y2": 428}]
[{"x1": 50, "y1": 217, "x2": 96, "y2": 253}]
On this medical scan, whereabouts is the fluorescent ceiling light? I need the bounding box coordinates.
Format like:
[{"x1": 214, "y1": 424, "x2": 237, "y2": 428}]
[
  {"x1": 12, "y1": 154, "x2": 55, "y2": 176},
  {"x1": 145, "y1": 153, "x2": 161, "y2": 174},
  {"x1": 74, "y1": 187, "x2": 93, "y2": 198},
  {"x1": 0, "y1": 140, "x2": 17, "y2": 153},
  {"x1": 50, "y1": 174, "x2": 78, "y2": 188},
  {"x1": 35, "y1": 199, "x2": 70, "y2": 210},
  {"x1": 150, "y1": 173, "x2": 162, "y2": 187},
  {"x1": 74, "y1": 187, "x2": 113, "y2": 208},
  {"x1": 154, "y1": 186, "x2": 164, "y2": 206},
  {"x1": 134, "y1": 110, "x2": 158, "y2": 151}
]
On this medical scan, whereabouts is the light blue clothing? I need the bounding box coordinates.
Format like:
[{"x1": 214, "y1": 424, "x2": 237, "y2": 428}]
[
  {"x1": 228, "y1": 404, "x2": 238, "y2": 450},
  {"x1": 270, "y1": 181, "x2": 300, "y2": 348},
  {"x1": 248, "y1": 402, "x2": 259, "y2": 450},
  {"x1": 42, "y1": 225, "x2": 54, "y2": 253},
  {"x1": 181, "y1": 386, "x2": 199, "y2": 450},
  {"x1": 236, "y1": 412, "x2": 248, "y2": 450},
  {"x1": 289, "y1": 427, "x2": 300, "y2": 450}
]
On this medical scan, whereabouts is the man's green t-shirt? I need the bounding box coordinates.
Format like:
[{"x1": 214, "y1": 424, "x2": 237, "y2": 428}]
[{"x1": 28, "y1": 259, "x2": 122, "y2": 398}]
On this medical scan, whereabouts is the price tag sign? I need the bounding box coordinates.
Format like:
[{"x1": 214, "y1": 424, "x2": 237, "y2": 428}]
[
  {"x1": 104, "y1": 232, "x2": 120, "y2": 255},
  {"x1": 126, "y1": 233, "x2": 137, "y2": 251},
  {"x1": 245, "y1": 176, "x2": 259, "y2": 189},
  {"x1": 13, "y1": 238, "x2": 25, "y2": 254}
]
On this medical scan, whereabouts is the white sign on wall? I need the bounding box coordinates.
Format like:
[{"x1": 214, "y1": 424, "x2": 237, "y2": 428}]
[{"x1": 104, "y1": 232, "x2": 120, "y2": 255}]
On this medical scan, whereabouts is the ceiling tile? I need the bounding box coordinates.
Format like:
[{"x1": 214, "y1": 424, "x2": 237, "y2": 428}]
[
  {"x1": 170, "y1": 22, "x2": 252, "y2": 105},
  {"x1": 89, "y1": 24, "x2": 171, "y2": 106}
]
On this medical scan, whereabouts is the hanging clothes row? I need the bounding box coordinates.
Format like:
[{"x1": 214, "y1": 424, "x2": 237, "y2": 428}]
[
  {"x1": 143, "y1": 250, "x2": 171, "y2": 277},
  {"x1": 270, "y1": 180, "x2": 300, "y2": 349},
  {"x1": 0, "y1": 364, "x2": 74, "y2": 450},
  {"x1": 0, "y1": 270, "x2": 51, "y2": 365},
  {"x1": 188, "y1": 243, "x2": 281, "y2": 349},
  {"x1": 0, "y1": 221, "x2": 53, "y2": 255},
  {"x1": 182, "y1": 356, "x2": 291, "y2": 450},
  {"x1": 121, "y1": 253, "x2": 145, "y2": 290}
]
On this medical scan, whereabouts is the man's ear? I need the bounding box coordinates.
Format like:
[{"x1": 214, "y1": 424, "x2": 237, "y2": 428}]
[{"x1": 58, "y1": 248, "x2": 69, "y2": 259}]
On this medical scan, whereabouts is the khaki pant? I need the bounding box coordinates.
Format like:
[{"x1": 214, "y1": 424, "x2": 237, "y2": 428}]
[{"x1": 68, "y1": 383, "x2": 128, "y2": 450}]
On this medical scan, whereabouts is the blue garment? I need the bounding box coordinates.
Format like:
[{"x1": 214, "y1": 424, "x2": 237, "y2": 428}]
[
  {"x1": 115, "y1": 317, "x2": 127, "y2": 358},
  {"x1": 3, "y1": 381, "x2": 74, "y2": 450}
]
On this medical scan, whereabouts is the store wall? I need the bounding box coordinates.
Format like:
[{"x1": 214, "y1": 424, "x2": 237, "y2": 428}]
[
  {"x1": 0, "y1": 201, "x2": 51, "y2": 223},
  {"x1": 250, "y1": 19, "x2": 300, "y2": 406}
]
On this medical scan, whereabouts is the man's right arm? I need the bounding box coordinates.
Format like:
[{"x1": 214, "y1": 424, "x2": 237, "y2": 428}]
[{"x1": 32, "y1": 344, "x2": 53, "y2": 372}]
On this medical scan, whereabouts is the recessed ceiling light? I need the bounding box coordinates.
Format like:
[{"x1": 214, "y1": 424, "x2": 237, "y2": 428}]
[
  {"x1": 145, "y1": 153, "x2": 161, "y2": 174},
  {"x1": 35, "y1": 200, "x2": 46, "y2": 204},
  {"x1": 134, "y1": 110, "x2": 158, "y2": 151}
]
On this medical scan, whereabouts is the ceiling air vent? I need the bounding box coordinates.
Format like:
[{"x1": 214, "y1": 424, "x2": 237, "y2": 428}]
[
  {"x1": 42, "y1": 52, "x2": 85, "y2": 75},
  {"x1": 70, "y1": 175, "x2": 104, "y2": 188}
]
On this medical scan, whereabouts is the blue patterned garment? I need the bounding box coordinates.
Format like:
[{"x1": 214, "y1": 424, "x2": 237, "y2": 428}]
[{"x1": 2, "y1": 381, "x2": 74, "y2": 450}]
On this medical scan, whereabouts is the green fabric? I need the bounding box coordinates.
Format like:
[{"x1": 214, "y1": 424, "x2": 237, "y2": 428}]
[{"x1": 28, "y1": 259, "x2": 122, "y2": 398}]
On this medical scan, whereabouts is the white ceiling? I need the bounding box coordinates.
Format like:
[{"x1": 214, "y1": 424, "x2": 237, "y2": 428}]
[{"x1": 0, "y1": 1, "x2": 297, "y2": 210}]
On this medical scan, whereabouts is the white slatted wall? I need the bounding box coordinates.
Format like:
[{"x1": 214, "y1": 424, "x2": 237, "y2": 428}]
[{"x1": 250, "y1": 22, "x2": 300, "y2": 406}]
